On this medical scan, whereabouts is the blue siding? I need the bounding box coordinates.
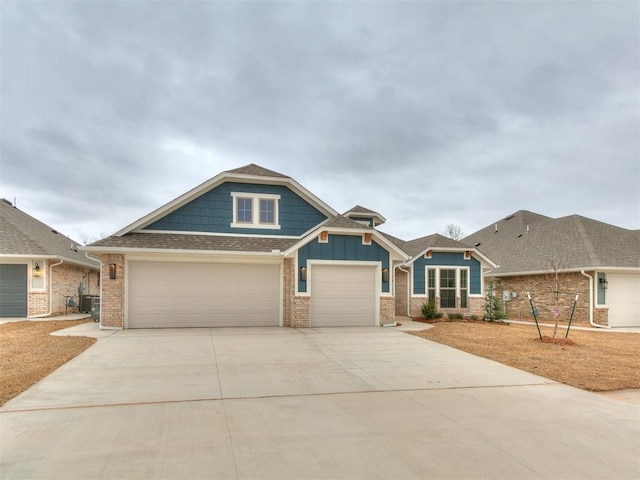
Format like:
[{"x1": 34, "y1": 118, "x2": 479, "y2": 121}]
[
  {"x1": 413, "y1": 252, "x2": 482, "y2": 295},
  {"x1": 298, "y1": 235, "x2": 390, "y2": 293},
  {"x1": 145, "y1": 182, "x2": 328, "y2": 236}
]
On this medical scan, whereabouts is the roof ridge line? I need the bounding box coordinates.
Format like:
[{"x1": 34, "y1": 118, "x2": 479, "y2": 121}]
[{"x1": 573, "y1": 216, "x2": 599, "y2": 265}]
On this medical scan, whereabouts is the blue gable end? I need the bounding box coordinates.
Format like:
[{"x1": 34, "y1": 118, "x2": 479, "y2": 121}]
[
  {"x1": 145, "y1": 182, "x2": 328, "y2": 236},
  {"x1": 298, "y1": 235, "x2": 390, "y2": 293},
  {"x1": 413, "y1": 252, "x2": 482, "y2": 295}
]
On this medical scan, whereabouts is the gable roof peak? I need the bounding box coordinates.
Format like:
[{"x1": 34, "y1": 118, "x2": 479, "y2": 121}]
[{"x1": 224, "y1": 163, "x2": 289, "y2": 178}]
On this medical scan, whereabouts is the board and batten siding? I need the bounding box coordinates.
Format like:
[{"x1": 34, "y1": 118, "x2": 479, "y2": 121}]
[
  {"x1": 412, "y1": 252, "x2": 482, "y2": 295},
  {"x1": 145, "y1": 182, "x2": 328, "y2": 236},
  {"x1": 297, "y1": 235, "x2": 390, "y2": 293}
]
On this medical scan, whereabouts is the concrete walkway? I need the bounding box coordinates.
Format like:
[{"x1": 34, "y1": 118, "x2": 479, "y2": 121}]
[{"x1": 1, "y1": 326, "x2": 638, "y2": 479}]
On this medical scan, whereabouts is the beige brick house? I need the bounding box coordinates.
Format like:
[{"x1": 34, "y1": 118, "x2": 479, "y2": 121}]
[
  {"x1": 464, "y1": 210, "x2": 640, "y2": 328},
  {"x1": 0, "y1": 199, "x2": 100, "y2": 318}
]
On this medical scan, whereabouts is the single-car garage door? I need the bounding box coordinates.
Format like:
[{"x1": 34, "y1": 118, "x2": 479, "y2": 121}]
[
  {"x1": 310, "y1": 264, "x2": 377, "y2": 327},
  {"x1": 128, "y1": 262, "x2": 280, "y2": 328},
  {"x1": 607, "y1": 274, "x2": 640, "y2": 328},
  {"x1": 0, "y1": 264, "x2": 27, "y2": 318}
]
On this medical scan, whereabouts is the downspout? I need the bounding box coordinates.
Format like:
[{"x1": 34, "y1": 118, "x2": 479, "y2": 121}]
[
  {"x1": 28, "y1": 259, "x2": 64, "y2": 318},
  {"x1": 85, "y1": 252, "x2": 107, "y2": 330},
  {"x1": 580, "y1": 270, "x2": 610, "y2": 329}
]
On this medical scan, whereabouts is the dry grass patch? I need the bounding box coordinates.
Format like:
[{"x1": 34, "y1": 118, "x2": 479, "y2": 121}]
[
  {"x1": 0, "y1": 320, "x2": 96, "y2": 406},
  {"x1": 411, "y1": 322, "x2": 640, "y2": 391}
]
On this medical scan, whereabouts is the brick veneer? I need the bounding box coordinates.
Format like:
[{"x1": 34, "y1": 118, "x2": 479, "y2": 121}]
[
  {"x1": 408, "y1": 296, "x2": 484, "y2": 319},
  {"x1": 100, "y1": 254, "x2": 125, "y2": 328},
  {"x1": 27, "y1": 262, "x2": 99, "y2": 317},
  {"x1": 394, "y1": 268, "x2": 409, "y2": 316},
  {"x1": 493, "y1": 271, "x2": 605, "y2": 325}
]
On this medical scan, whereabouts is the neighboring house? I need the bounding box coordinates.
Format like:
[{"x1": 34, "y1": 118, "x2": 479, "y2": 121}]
[
  {"x1": 84, "y1": 164, "x2": 495, "y2": 329},
  {"x1": 0, "y1": 199, "x2": 100, "y2": 318},
  {"x1": 463, "y1": 210, "x2": 640, "y2": 328}
]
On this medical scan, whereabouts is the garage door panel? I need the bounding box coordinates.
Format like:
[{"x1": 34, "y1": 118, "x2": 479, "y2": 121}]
[
  {"x1": 311, "y1": 265, "x2": 376, "y2": 327},
  {"x1": 128, "y1": 262, "x2": 279, "y2": 328},
  {"x1": 607, "y1": 274, "x2": 640, "y2": 327},
  {"x1": 0, "y1": 264, "x2": 28, "y2": 317}
]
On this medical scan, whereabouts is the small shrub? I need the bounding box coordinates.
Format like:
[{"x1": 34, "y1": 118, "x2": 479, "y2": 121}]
[
  {"x1": 421, "y1": 301, "x2": 440, "y2": 319},
  {"x1": 470, "y1": 315, "x2": 478, "y2": 321}
]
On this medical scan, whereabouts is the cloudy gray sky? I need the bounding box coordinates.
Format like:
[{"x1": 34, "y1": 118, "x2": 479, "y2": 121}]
[{"x1": 1, "y1": 0, "x2": 638, "y2": 244}]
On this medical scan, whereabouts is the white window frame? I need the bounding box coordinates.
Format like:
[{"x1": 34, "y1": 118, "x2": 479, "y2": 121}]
[
  {"x1": 424, "y1": 266, "x2": 470, "y2": 308},
  {"x1": 230, "y1": 192, "x2": 281, "y2": 230}
]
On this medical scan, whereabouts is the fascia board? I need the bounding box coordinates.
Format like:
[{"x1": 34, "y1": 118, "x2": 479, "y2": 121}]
[
  {"x1": 0, "y1": 253, "x2": 99, "y2": 269},
  {"x1": 407, "y1": 247, "x2": 498, "y2": 268},
  {"x1": 115, "y1": 172, "x2": 338, "y2": 237},
  {"x1": 488, "y1": 266, "x2": 640, "y2": 277},
  {"x1": 82, "y1": 246, "x2": 285, "y2": 257},
  {"x1": 283, "y1": 226, "x2": 409, "y2": 260}
]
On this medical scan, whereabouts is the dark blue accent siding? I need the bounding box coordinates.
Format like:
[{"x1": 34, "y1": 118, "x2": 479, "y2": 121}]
[
  {"x1": 145, "y1": 182, "x2": 328, "y2": 236},
  {"x1": 298, "y1": 235, "x2": 390, "y2": 293},
  {"x1": 413, "y1": 252, "x2": 482, "y2": 295}
]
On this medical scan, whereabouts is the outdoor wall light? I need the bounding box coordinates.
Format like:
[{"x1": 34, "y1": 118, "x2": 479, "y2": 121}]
[
  {"x1": 109, "y1": 263, "x2": 117, "y2": 280},
  {"x1": 382, "y1": 268, "x2": 389, "y2": 283},
  {"x1": 300, "y1": 266, "x2": 307, "y2": 282},
  {"x1": 599, "y1": 277, "x2": 608, "y2": 289},
  {"x1": 32, "y1": 263, "x2": 41, "y2": 278}
]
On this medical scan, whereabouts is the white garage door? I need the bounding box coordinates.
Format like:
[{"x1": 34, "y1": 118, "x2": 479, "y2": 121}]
[
  {"x1": 310, "y1": 264, "x2": 377, "y2": 327},
  {"x1": 128, "y1": 262, "x2": 280, "y2": 328},
  {"x1": 607, "y1": 274, "x2": 640, "y2": 327}
]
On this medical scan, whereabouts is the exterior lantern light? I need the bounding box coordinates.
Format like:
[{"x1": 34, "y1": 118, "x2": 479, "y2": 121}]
[
  {"x1": 300, "y1": 266, "x2": 307, "y2": 282},
  {"x1": 32, "y1": 263, "x2": 41, "y2": 278},
  {"x1": 109, "y1": 263, "x2": 117, "y2": 280},
  {"x1": 599, "y1": 277, "x2": 608, "y2": 289},
  {"x1": 382, "y1": 268, "x2": 389, "y2": 283}
]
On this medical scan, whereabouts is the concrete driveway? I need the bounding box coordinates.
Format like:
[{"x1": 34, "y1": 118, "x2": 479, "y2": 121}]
[{"x1": 1, "y1": 325, "x2": 638, "y2": 479}]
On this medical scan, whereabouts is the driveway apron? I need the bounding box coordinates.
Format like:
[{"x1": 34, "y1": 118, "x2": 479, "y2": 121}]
[{"x1": 1, "y1": 327, "x2": 638, "y2": 479}]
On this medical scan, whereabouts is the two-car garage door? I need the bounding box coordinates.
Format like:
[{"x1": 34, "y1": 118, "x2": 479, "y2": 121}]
[{"x1": 128, "y1": 262, "x2": 280, "y2": 328}]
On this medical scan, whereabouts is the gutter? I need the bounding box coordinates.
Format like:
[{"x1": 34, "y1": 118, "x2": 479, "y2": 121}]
[
  {"x1": 28, "y1": 259, "x2": 64, "y2": 318},
  {"x1": 580, "y1": 270, "x2": 610, "y2": 329}
]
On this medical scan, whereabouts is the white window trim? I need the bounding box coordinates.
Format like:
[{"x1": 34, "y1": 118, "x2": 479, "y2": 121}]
[
  {"x1": 421, "y1": 266, "x2": 471, "y2": 307},
  {"x1": 230, "y1": 192, "x2": 281, "y2": 230},
  {"x1": 30, "y1": 259, "x2": 46, "y2": 292}
]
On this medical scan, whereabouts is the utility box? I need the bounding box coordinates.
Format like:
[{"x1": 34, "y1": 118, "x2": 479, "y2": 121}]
[{"x1": 79, "y1": 294, "x2": 99, "y2": 313}]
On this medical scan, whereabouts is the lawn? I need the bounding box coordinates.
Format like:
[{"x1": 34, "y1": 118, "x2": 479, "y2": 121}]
[
  {"x1": 411, "y1": 321, "x2": 640, "y2": 391},
  {"x1": 0, "y1": 320, "x2": 96, "y2": 406}
]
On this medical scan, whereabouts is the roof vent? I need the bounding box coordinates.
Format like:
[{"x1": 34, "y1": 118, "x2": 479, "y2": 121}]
[
  {"x1": 1, "y1": 198, "x2": 12, "y2": 206},
  {"x1": 52, "y1": 229, "x2": 58, "y2": 234},
  {"x1": 504, "y1": 215, "x2": 514, "y2": 221},
  {"x1": 494, "y1": 223, "x2": 498, "y2": 233},
  {"x1": 474, "y1": 242, "x2": 481, "y2": 247}
]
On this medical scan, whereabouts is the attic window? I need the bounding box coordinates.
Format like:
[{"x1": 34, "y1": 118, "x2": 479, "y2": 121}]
[{"x1": 231, "y1": 192, "x2": 281, "y2": 230}]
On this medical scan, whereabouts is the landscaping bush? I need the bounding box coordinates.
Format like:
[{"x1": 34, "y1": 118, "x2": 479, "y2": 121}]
[{"x1": 421, "y1": 301, "x2": 442, "y2": 319}]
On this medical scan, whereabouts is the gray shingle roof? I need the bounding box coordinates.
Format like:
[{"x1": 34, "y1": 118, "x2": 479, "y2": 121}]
[
  {"x1": 225, "y1": 164, "x2": 289, "y2": 178},
  {"x1": 88, "y1": 232, "x2": 298, "y2": 253},
  {"x1": 0, "y1": 200, "x2": 99, "y2": 268},
  {"x1": 323, "y1": 215, "x2": 374, "y2": 230},
  {"x1": 463, "y1": 210, "x2": 640, "y2": 274},
  {"x1": 403, "y1": 233, "x2": 473, "y2": 258}
]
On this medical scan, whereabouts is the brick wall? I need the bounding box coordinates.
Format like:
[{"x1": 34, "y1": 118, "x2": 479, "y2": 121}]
[
  {"x1": 394, "y1": 268, "x2": 409, "y2": 316},
  {"x1": 50, "y1": 263, "x2": 97, "y2": 316},
  {"x1": 291, "y1": 296, "x2": 310, "y2": 327},
  {"x1": 100, "y1": 254, "x2": 125, "y2": 328},
  {"x1": 493, "y1": 271, "x2": 603, "y2": 325},
  {"x1": 380, "y1": 297, "x2": 395, "y2": 324},
  {"x1": 408, "y1": 296, "x2": 484, "y2": 319},
  {"x1": 28, "y1": 292, "x2": 48, "y2": 316}
]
